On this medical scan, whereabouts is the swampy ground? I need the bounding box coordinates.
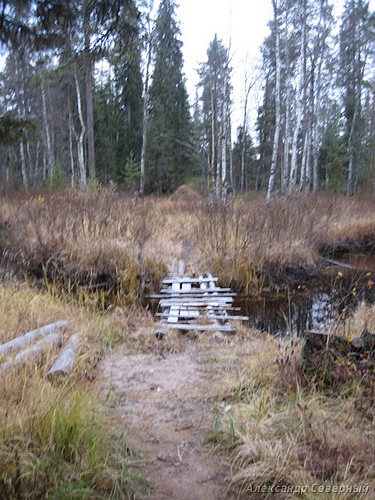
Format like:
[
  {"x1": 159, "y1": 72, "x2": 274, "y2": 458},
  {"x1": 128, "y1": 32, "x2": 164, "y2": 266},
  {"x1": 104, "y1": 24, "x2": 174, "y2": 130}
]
[{"x1": 0, "y1": 189, "x2": 374, "y2": 498}]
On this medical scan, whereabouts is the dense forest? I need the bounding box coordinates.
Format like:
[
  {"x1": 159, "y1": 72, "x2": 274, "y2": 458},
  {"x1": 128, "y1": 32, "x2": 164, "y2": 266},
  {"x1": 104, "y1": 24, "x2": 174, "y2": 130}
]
[{"x1": 0, "y1": 0, "x2": 374, "y2": 197}]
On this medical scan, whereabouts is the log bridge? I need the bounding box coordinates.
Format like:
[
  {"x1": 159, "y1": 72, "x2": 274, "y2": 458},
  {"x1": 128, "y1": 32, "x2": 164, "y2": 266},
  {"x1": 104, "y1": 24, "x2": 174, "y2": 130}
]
[{"x1": 149, "y1": 260, "x2": 248, "y2": 333}]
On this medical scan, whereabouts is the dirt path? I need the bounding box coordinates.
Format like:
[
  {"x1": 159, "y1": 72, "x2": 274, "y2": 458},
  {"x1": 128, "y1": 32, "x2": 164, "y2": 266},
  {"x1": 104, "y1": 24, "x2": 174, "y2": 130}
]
[{"x1": 98, "y1": 337, "x2": 240, "y2": 499}]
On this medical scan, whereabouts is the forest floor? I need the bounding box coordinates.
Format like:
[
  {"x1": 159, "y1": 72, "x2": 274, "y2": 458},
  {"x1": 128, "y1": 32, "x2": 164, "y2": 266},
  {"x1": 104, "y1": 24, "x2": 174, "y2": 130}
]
[{"x1": 97, "y1": 333, "x2": 258, "y2": 499}]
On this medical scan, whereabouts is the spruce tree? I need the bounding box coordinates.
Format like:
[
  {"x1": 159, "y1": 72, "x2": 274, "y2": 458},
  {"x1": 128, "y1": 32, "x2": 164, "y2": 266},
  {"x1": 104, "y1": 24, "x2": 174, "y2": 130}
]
[{"x1": 147, "y1": 0, "x2": 192, "y2": 194}]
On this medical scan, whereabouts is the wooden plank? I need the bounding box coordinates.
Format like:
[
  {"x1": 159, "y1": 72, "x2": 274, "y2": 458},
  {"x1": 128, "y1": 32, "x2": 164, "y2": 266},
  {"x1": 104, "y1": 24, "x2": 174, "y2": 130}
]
[
  {"x1": 206, "y1": 315, "x2": 249, "y2": 321},
  {"x1": 159, "y1": 296, "x2": 233, "y2": 307},
  {"x1": 160, "y1": 287, "x2": 233, "y2": 294},
  {"x1": 162, "y1": 277, "x2": 219, "y2": 285},
  {"x1": 149, "y1": 293, "x2": 235, "y2": 299},
  {"x1": 167, "y1": 306, "x2": 180, "y2": 323},
  {"x1": 159, "y1": 323, "x2": 234, "y2": 332},
  {"x1": 157, "y1": 310, "x2": 200, "y2": 318}
]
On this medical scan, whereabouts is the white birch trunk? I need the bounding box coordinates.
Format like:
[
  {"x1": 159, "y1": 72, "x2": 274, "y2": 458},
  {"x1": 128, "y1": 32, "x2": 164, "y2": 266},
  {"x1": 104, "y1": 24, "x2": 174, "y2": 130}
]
[
  {"x1": 229, "y1": 112, "x2": 234, "y2": 191},
  {"x1": 68, "y1": 108, "x2": 75, "y2": 187},
  {"x1": 74, "y1": 67, "x2": 87, "y2": 188},
  {"x1": 241, "y1": 81, "x2": 251, "y2": 192},
  {"x1": 221, "y1": 106, "x2": 227, "y2": 190},
  {"x1": 40, "y1": 73, "x2": 54, "y2": 183},
  {"x1": 282, "y1": 84, "x2": 291, "y2": 191},
  {"x1": 267, "y1": 0, "x2": 281, "y2": 202},
  {"x1": 140, "y1": 33, "x2": 152, "y2": 197},
  {"x1": 15, "y1": 60, "x2": 29, "y2": 192},
  {"x1": 19, "y1": 141, "x2": 29, "y2": 193},
  {"x1": 289, "y1": 66, "x2": 303, "y2": 187}
]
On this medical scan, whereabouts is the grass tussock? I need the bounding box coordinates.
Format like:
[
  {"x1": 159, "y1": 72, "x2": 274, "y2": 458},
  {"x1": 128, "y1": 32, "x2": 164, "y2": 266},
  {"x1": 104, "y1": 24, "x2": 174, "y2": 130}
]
[
  {"x1": 1, "y1": 189, "x2": 375, "y2": 297},
  {"x1": 212, "y1": 334, "x2": 375, "y2": 498},
  {"x1": 0, "y1": 373, "x2": 143, "y2": 499}
]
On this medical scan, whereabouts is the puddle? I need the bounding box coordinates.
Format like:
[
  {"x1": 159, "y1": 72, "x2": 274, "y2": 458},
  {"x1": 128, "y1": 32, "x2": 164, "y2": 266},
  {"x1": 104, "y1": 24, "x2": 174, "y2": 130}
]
[{"x1": 238, "y1": 267, "x2": 375, "y2": 336}]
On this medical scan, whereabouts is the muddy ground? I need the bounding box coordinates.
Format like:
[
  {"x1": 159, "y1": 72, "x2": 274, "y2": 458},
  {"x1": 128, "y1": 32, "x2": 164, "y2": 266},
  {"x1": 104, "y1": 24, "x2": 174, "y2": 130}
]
[{"x1": 97, "y1": 335, "x2": 260, "y2": 499}]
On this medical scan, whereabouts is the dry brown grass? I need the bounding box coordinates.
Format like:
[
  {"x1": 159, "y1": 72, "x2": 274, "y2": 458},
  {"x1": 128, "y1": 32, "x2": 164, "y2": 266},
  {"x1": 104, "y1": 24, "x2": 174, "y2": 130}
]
[
  {"x1": 1, "y1": 189, "x2": 374, "y2": 298},
  {"x1": 0, "y1": 281, "x2": 146, "y2": 498},
  {"x1": 206, "y1": 333, "x2": 375, "y2": 499}
]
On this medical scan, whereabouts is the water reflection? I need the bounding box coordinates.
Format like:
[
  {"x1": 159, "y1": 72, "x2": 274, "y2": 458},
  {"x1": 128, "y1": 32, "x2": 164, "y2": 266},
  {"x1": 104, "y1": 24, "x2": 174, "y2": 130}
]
[{"x1": 238, "y1": 272, "x2": 375, "y2": 336}]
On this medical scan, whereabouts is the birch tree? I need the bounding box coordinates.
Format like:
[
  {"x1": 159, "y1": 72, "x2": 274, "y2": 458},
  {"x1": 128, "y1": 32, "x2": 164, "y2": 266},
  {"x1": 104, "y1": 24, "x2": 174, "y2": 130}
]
[
  {"x1": 198, "y1": 35, "x2": 232, "y2": 200},
  {"x1": 266, "y1": 0, "x2": 281, "y2": 202}
]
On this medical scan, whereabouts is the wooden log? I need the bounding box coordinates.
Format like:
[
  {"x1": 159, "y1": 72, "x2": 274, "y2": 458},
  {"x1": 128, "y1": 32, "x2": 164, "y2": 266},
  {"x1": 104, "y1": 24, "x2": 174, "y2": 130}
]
[
  {"x1": 160, "y1": 287, "x2": 233, "y2": 294},
  {"x1": 162, "y1": 277, "x2": 218, "y2": 285},
  {"x1": 0, "y1": 321, "x2": 70, "y2": 357},
  {"x1": 159, "y1": 323, "x2": 234, "y2": 332},
  {"x1": 149, "y1": 291, "x2": 234, "y2": 299},
  {"x1": 207, "y1": 315, "x2": 249, "y2": 321},
  {"x1": 47, "y1": 333, "x2": 81, "y2": 379},
  {"x1": 159, "y1": 297, "x2": 233, "y2": 307},
  {"x1": 1, "y1": 333, "x2": 63, "y2": 372}
]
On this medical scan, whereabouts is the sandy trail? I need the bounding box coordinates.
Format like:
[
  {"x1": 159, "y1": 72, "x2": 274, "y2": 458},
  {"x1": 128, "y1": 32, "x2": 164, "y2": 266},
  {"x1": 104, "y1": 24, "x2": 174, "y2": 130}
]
[{"x1": 98, "y1": 338, "x2": 238, "y2": 499}]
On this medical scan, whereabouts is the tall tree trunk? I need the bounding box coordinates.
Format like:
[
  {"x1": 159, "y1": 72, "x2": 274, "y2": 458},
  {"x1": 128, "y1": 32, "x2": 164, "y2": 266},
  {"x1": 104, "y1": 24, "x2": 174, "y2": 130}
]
[
  {"x1": 140, "y1": 31, "x2": 152, "y2": 197},
  {"x1": 289, "y1": 34, "x2": 304, "y2": 188},
  {"x1": 229, "y1": 112, "x2": 234, "y2": 191},
  {"x1": 68, "y1": 107, "x2": 75, "y2": 187},
  {"x1": 346, "y1": 102, "x2": 358, "y2": 196},
  {"x1": 84, "y1": 2, "x2": 95, "y2": 180},
  {"x1": 221, "y1": 87, "x2": 227, "y2": 192},
  {"x1": 40, "y1": 72, "x2": 54, "y2": 183},
  {"x1": 241, "y1": 79, "x2": 251, "y2": 192},
  {"x1": 19, "y1": 140, "x2": 29, "y2": 192},
  {"x1": 74, "y1": 67, "x2": 87, "y2": 188},
  {"x1": 282, "y1": 83, "x2": 291, "y2": 191},
  {"x1": 267, "y1": 0, "x2": 281, "y2": 202},
  {"x1": 210, "y1": 86, "x2": 217, "y2": 198}
]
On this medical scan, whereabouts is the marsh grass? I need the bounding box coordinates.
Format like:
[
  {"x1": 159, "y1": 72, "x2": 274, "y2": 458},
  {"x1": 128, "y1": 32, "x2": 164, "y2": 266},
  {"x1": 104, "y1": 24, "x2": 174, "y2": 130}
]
[
  {"x1": 1, "y1": 190, "x2": 375, "y2": 299},
  {"x1": 0, "y1": 188, "x2": 374, "y2": 497}
]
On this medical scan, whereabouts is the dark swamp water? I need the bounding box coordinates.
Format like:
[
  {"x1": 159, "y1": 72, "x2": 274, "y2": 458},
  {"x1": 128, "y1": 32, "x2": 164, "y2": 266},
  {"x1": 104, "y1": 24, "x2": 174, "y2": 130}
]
[{"x1": 238, "y1": 254, "x2": 375, "y2": 336}]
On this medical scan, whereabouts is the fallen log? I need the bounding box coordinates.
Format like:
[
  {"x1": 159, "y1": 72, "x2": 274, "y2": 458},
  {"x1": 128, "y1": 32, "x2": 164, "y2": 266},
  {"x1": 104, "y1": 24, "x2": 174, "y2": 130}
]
[
  {"x1": 1, "y1": 333, "x2": 62, "y2": 372},
  {"x1": 0, "y1": 321, "x2": 70, "y2": 357},
  {"x1": 47, "y1": 333, "x2": 81, "y2": 379}
]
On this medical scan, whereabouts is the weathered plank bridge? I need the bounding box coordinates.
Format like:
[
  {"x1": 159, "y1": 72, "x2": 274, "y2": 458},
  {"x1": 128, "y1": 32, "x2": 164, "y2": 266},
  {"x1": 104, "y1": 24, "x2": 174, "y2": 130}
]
[{"x1": 150, "y1": 261, "x2": 248, "y2": 333}]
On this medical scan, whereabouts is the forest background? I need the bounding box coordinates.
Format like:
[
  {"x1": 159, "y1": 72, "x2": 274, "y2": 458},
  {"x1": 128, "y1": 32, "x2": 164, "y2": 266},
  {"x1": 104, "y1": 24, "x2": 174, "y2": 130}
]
[{"x1": 0, "y1": 0, "x2": 374, "y2": 199}]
